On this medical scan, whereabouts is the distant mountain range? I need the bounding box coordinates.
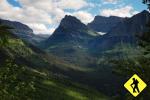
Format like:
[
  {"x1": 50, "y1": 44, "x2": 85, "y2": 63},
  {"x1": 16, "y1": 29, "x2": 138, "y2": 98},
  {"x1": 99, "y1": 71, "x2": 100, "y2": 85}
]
[
  {"x1": 1, "y1": 10, "x2": 149, "y2": 51},
  {"x1": 89, "y1": 10, "x2": 150, "y2": 53},
  {"x1": 43, "y1": 10, "x2": 150, "y2": 60}
]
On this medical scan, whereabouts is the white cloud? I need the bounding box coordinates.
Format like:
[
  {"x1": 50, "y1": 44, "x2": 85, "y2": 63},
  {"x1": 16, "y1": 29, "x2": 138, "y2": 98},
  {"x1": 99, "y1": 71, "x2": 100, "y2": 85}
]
[
  {"x1": 0, "y1": 0, "x2": 54, "y2": 34},
  {"x1": 18, "y1": 0, "x2": 54, "y2": 12},
  {"x1": 49, "y1": 28, "x2": 56, "y2": 34},
  {"x1": 0, "y1": 0, "x2": 139, "y2": 35},
  {"x1": 72, "y1": 11, "x2": 94, "y2": 24},
  {"x1": 55, "y1": 0, "x2": 88, "y2": 10},
  {"x1": 26, "y1": 23, "x2": 51, "y2": 34},
  {"x1": 102, "y1": 0, "x2": 120, "y2": 4},
  {"x1": 0, "y1": 0, "x2": 91, "y2": 34},
  {"x1": 100, "y1": 5, "x2": 139, "y2": 17},
  {"x1": 18, "y1": 0, "x2": 88, "y2": 11},
  {"x1": 52, "y1": 8, "x2": 66, "y2": 24},
  {"x1": 0, "y1": 1, "x2": 26, "y2": 26}
]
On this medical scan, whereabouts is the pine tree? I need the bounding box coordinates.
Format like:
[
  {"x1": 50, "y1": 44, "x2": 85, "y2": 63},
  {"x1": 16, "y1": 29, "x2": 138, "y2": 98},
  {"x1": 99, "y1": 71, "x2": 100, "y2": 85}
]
[{"x1": 143, "y1": 0, "x2": 150, "y2": 10}]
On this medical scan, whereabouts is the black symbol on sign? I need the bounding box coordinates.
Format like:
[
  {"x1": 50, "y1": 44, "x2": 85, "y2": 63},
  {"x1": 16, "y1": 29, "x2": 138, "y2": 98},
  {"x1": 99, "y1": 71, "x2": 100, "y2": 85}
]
[{"x1": 130, "y1": 78, "x2": 140, "y2": 93}]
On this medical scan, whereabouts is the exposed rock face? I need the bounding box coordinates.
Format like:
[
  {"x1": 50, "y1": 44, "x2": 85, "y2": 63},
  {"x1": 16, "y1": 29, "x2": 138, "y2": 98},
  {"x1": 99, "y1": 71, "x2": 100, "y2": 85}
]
[
  {"x1": 88, "y1": 16, "x2": 124, "y2": 33},
  {"x1": 89, "y1": 10, "x2": 150, "y2": 53},
  {"x1": 107, "y1": 10, "x2": 150, "y2": 36},
  {"x1": 45, "y1": 15, "x2": 99, "y2": 66},
  {"x1": 46, "y1": 15, "x2": 99, "y2": 45}
]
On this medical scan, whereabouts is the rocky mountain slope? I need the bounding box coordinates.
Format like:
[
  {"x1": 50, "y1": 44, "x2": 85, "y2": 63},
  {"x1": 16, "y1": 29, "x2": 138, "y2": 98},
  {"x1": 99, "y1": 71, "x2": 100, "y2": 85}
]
[
  {"x1": 43, "y1": 15, "x2": 99, "y2": 67},
  {"x1": 89, "y1": 10, "x2": 150, "y2": 54},
  {"x1": 87, "y1": 16, "x2": 124, "y2": 33}
]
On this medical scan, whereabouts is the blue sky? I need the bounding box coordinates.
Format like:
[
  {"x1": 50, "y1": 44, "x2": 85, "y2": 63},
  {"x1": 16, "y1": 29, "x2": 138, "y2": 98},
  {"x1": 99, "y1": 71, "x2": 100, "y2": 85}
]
[
  {"x1": 8, "y1": 0, "x2": 146, "y2": 15},
  {"x1": 0, "y1": 0, "x2": 148, "y2": 34},
  {"x1": 87, "y1": 0, "x2": 146, "y2": 15}
]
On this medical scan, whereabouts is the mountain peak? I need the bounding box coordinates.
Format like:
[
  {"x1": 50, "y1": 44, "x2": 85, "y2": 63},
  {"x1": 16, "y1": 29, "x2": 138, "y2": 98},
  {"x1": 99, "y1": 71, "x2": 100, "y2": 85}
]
[
  {"x1": 94, "y1": 15, "x2": 122, "y2": 20},
  {"x1": 61, "y1": 15, "x2": 81, "y2": 25},
  {"x1": 64, "y1": 15, "x2": 77, "y2": 19},
  {"x1": 141, "y1": 10, "x2": 149, "y2": 14},
  {"x1": 133, "y1": 10, "x2": 150, "y2": 18},
  {"x1": 92, "y1": 15, "x2": 124, "y2": 24},
  {"x1": 88, "y1": 15, "x2": 124, "y2": 33},
  {"x1": 60, "y1": 15, "x2": 87, "y2": 30},
  {"x1": 107, "y1": 10, "x2": 150, "y2": 37}
]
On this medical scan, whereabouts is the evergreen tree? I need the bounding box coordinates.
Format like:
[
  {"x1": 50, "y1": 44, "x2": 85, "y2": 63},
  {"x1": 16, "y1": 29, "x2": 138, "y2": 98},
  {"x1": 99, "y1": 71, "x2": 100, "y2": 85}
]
[{"x1": 143, "y1": 0, "x2": 150, "y2": 10}]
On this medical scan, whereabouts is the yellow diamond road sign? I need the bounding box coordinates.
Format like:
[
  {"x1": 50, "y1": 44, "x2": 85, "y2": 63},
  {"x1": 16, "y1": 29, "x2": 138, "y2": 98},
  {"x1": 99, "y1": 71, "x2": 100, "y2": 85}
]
[{"x1": 124, "y1": 74, "x2": 147, "y2": 97}]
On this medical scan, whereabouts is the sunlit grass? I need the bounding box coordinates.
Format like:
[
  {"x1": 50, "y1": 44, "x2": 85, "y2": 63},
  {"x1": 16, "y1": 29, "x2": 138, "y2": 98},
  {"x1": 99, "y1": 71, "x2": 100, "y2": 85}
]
[
  {"x1": 65, "y1": 89, "x2": 88, "y2": 100},
  {"x1": 43, "y1": 80, "x2": 57, "y2": 87}
]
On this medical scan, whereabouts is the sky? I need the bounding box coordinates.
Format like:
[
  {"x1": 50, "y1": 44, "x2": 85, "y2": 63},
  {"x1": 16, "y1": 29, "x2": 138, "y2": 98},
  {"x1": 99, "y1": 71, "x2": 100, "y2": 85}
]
[{"x1": 0, "y1": 0, "x2": 147, "y2": 35}]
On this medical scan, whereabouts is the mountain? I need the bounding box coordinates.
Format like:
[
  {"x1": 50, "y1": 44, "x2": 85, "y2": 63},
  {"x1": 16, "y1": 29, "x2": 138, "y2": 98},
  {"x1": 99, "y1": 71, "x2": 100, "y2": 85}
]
[
  {"x1": 44, "y1": 15, "x2": 99, "y2": 67},
  {"x1": 87, "y1": 16, "x2": 124, "y2": 33},
  {"x1": 0, "y1": 25, "x2": 109, "y2": 100},
  {"x1": 97, "y1": 10, "x2": 150, "y2": 99},
  {"x1": 89, "y1": 10, "x2": 150, "y2": 54},
  {"x1": 46, "y1": 15, "x2": 99, "y2": 44},
  {"x1": 108, "y1": 10, "x2": 150, "y2": 36},
  {"x1": 42, "y1": 15, "x2": 125, "y2": 97},
  {"x1": 84, "y1": 11, "x2": 150, "y2": 98},
  {"x1": 0, "y1": 19, "x2": 48, "y2": 45}
]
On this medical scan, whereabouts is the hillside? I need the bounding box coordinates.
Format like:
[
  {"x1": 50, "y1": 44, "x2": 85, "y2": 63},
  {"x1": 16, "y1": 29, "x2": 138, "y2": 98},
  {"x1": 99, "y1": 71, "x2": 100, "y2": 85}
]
[
  {"x1": 0, "y1": 19, "x2": 48, "y2": 45},
  {"x1": 0, "y1": 25, "x2": 109, "y2": 100}
]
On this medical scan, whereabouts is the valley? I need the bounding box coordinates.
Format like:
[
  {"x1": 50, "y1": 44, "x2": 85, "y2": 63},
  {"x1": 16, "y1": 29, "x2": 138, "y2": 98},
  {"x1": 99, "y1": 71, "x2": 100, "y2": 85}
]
[{"x1": 0, "y1": 9, "x2": 150, "y2": 100}]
